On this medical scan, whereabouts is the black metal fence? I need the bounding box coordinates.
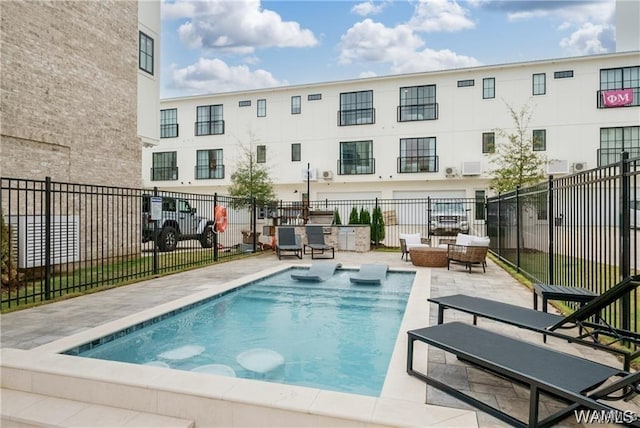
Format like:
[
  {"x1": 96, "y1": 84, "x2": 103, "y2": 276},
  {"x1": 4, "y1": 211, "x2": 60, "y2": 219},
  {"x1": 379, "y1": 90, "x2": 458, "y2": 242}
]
[{"x1": 487, "y1": 152, "x2": 639, "y2": 333}]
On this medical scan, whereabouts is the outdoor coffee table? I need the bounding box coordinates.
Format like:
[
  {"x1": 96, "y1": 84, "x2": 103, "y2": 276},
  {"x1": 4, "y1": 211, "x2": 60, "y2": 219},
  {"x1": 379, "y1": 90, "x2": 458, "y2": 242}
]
[{"x1": 409, "y1": 247, "x2": 448, "y2": 267}]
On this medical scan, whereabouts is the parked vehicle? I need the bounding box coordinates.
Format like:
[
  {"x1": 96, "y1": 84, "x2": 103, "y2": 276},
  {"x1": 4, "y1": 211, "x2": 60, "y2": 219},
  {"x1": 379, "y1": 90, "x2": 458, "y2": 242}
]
[
  {"x1": 429, "y1": 201, "x2": 470, "y2": 236},
  {"x1": 142, "y1": 195, "x2": 216, "y2": 251}
]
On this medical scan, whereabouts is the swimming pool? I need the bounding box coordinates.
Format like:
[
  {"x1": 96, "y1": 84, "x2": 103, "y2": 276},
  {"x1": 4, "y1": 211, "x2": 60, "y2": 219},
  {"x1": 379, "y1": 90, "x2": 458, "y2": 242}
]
[{"x1": 66, "y1": 267, "x2": 415, "y2": 396}]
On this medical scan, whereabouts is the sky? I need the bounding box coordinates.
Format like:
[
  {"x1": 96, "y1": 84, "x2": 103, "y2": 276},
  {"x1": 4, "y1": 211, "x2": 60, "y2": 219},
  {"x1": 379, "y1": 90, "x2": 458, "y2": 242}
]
[{"x1": 160, "y1": 0, "x2": 618, "y2": 98}]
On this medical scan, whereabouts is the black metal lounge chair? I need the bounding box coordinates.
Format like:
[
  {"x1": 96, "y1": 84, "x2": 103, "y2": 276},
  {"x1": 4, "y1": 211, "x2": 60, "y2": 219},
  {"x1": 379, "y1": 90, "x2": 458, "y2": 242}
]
[
  {"x1": 275, "y1": 227, "x2": 302, "y2": 260},
  {"x1": 290, "y1": 262, "x2": 341, "y2": 282},
  {"x1": 428, "y1": 275, "x2": 640, "y2": 370},
  {"x1": 303, "y1": 225, "x2": 335, "y2": 259},
  {"x1": 349, "y1": 264, "x2": 388, "y2": 285},
  {"x1": 407, "y1": 322, "x2": 640, "y2": 428}
]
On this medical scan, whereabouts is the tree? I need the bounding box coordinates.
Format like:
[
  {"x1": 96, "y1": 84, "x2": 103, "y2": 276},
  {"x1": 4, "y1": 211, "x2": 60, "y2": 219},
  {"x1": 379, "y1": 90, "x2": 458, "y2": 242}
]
[
  {"x1": 228, "y1": 139, "x2": 276, "y2": 209},
  {"x1": 370, "y1": 206, "x2": 385, "y2": 246},
  {"x1": 348, "y1": 207, "x2": 359, "y2": 224},
  {"x1": 333, "y1": 209, "x2": 342, "y2": 225},
  {"x1": 489, "y1": 102, "x2": 547, "y2": 193},
  {"x1": 359, "y1": 207, "x2": 371, "y2": 225}
]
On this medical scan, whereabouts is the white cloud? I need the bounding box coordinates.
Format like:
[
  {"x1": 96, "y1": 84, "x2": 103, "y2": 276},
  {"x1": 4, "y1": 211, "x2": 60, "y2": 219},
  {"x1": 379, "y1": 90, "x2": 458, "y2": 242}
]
[
  {"x1": 408, "y1": 0, "x2": 475, "y2": 32},
  {"x1": 359, "y1": 71, "x2": 378, "y2": 78},
  {"x1": 170, "y1": 58, "x2": 286, "y2": 94},
  {"x1": 165, "y1": 0, "x2": 318, "y2": 54},
  {"x1": 559, "y1": 22, "x2": 614, "y2": 55},
  {"x1": 351, "y1": 1, "x2": 387, "y2": 16}
]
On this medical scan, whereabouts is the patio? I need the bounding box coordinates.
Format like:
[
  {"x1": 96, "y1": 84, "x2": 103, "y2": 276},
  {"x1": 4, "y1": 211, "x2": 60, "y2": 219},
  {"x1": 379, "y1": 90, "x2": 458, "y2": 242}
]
[{"x1": 1, "y1": 250, "x2": 639, "y2": 427}]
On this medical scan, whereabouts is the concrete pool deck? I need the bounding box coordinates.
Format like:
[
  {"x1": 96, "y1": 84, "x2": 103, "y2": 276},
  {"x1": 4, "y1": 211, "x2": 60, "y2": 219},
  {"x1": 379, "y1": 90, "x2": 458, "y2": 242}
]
[{"x1": 1, "y1": 251, "x2": 639, "y2": 427}]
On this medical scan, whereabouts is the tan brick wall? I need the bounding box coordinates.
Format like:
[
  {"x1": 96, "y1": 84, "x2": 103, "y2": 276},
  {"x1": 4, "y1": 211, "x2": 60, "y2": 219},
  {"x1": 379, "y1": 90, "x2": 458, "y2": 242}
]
[{"x1": 0, "y1": 1, "x2": 141, "y2": 188}]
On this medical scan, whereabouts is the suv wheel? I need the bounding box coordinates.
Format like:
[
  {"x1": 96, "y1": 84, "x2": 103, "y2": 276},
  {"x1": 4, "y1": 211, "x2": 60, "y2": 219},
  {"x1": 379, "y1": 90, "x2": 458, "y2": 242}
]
[
  {"x1": 200, "y1": 226, "x2": 215, "y2": 248},
  {"x1": 158, "y1": 226, "x2": 178, "y2": 252}
]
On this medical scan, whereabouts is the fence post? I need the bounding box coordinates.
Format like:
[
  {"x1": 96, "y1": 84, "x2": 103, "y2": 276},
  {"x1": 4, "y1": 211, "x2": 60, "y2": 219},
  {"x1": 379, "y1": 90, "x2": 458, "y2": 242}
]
[
  {"x1": 547, "y1": 175, "x2": 555, "y2": 285},
  {"x1": 252, "y1": 196, "x2": 257, "y2": 251},
  {"x1": 44, "y1": 176, "x2": 52, "y2": 300},
  {"x1": 516, "y1": 186, "x2": 521, "y2": 273},
  {"x1": 153, "y1": 186, "x2": 158, "y2": 275},
  {"x1": 620, "y1": 151, "x2": 631, "y2": 332},
  {"x1": 213, "y1": 193, "x2": 218, "y2": 262},
  {"x1": 497, "y1": 193, "x2": 502, "y2": 259}
]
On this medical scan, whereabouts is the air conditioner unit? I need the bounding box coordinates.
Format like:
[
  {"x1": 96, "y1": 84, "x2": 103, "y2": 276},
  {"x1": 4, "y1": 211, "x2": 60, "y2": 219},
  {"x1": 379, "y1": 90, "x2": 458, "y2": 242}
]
[
  {"x1": 322, "y1": 170, "x2": 333, "y2": 180},
  {"x1": 462, "y1": 161, "x2": 482, "y2": 176},
  {"x1": 301, "y1": 168, "x2": 318, "y2": 181},
  {"x1": 444, "y1": 166, "x2": 457, "y2": 177},
  {"x1": 547, "y1": 160, "x2": 569, "y2": 175},
  {"x1": 572, "y1": 162, "x2": 587, "y2": 172}
]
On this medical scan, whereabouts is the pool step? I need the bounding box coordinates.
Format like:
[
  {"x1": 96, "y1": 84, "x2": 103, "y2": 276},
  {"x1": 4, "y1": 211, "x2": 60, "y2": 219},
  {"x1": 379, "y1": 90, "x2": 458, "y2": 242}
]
[{"x1": 0, "y1": 388, "x2": 195, "y2": 428}]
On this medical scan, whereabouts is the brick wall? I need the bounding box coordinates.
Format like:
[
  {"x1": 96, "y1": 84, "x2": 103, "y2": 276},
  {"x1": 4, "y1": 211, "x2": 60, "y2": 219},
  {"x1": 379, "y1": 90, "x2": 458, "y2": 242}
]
[{"x1": 0, "y1": 1, "x2": 141, "y2": 188}]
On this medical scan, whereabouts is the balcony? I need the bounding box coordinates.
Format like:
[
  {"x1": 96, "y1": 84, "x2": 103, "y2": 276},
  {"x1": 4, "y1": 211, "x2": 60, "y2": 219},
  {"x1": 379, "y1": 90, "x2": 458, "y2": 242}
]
[
  {"x1": 397, "y1": 155, "x2": 439, "y2": 173},
  {"x1": 397, "y1": 104, "x2": 438, "y2": 122},
  {"x1": 195, "y1": 165, "x2": 225, "y2": 180},
  {"x1": 160, "y1": 124, "x2": 179, "y2": 138},
  {"x1": 337, "y1": 158, "x2": 375, "y2": 175},
  {"x1": 337, "y1": 108, "x2": 375, "y2": 126},
  {"x1": 151, "y1": 166, "x2": 178, "y2": 181},
  {"x1": 195, "y1": 120, "x2": 225, "y2": 136}
]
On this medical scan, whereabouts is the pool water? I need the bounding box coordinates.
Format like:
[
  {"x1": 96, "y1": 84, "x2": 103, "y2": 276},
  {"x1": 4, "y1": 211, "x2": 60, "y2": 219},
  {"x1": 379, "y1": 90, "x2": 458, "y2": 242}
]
[{"x1": 71, "y1": 268, "x2": 414, "y2": 396}]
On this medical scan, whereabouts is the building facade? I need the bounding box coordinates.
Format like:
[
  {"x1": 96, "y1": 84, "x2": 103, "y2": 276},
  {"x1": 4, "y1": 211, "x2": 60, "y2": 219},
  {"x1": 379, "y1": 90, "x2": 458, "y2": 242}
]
[
  {"x1": 0, "y1": 0, "x2": 160, "y2": 187},
  {"x1": 148, "y1": 52, "x2": 639, "y2": 203}
]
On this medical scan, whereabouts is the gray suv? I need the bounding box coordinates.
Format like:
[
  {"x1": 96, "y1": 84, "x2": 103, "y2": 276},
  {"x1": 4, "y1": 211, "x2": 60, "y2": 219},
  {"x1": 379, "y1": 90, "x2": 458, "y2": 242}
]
[
  {"x1": 142, "y1": 195, "x2": 216, "y2": 251},
  {"x1": 429, "y1": 201, "x2": 470, "y2": 236}
]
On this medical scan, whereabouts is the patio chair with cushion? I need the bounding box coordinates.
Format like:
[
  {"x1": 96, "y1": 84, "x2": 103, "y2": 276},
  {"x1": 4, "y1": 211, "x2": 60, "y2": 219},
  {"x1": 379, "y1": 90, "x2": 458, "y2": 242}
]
[
  {"x1": 399, "y1": 233, "x2": 430, "y2": 261},
  {"x1": 276, "y1": 227, "x2": 302, "y2": 260},
  {"x1": 428, "y1": 274, "x2": 640, "y2": 370},
  {"x1": 304, "y1": 225, "x2": 335, "y2": 259},
  {"x1": 446, "y1": 233, "x2": 490, "y2": 272}
]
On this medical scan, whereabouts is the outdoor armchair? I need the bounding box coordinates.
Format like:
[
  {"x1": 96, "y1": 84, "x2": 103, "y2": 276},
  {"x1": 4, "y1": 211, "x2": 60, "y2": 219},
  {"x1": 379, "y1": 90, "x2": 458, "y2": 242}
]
[
  {"x1": 446, "y1": 233, "x2": 490, "y2": 272},
  {"x1": 399, "y1": 233, "x2": 430, "y2": 261}
]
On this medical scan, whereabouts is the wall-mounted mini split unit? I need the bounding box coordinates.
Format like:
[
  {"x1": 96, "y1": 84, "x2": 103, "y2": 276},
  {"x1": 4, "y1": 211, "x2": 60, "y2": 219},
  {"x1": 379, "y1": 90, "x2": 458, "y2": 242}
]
[
  {"x1": 322, "y1": 170, "x2": 333, "y2": 180},
  {"x1": 547, "y1": 160, "x2": 569, "y2": 175},
  {"x1": 572, "y1": 162, "x2": 587, "y2": 173},
  {"x1": 462, "y1": 161, "x2": 482, "y2": 176},
  {"x1": 444, "y1": 166, "x2": 457, "y2": 177},
  {"x1": 301, "y1": 168, "x2": 318, "y2": 181}
]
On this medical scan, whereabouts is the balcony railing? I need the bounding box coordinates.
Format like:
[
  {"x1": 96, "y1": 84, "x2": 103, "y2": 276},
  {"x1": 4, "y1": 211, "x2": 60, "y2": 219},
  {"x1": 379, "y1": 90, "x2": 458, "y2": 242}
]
[
  {"x1": 596, "y1": 86, "x2": 639, "y2": 108},
  {"x1": 337, "y1": 158, "x2": 375, "y2": 175},
  {"x1": 160, "y1": 124, "x2": 179, "y2": 138},
  {"x1": 397, "y1": 155, "x2": 439, "y2": 173},
  {"x1": 151, "y1": 166, "x2": 178, "y2": 181},
  {"x1": 194, "y1": 165, "x2": 225, "y2": 180},
  {"x1": 397, "y1": 103, "x2": 438, "y2": 122},
  {"x1": 337, "y1": 108, "x2": 375, "y2": 126},
  {"x1": 195, "y1": 120, "x2": 225, "y2": 136},
  {"x1": 597, "y1": 148, "x2": 640, "y2": 166}
]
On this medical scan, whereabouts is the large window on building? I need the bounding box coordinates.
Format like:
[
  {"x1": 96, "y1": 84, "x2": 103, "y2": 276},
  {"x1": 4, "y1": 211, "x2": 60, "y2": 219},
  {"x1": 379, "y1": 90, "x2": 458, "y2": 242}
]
[
  {"x1": 483, "y1": 78, "x2": 495, "y2": 99},
  {"x1": 599, "y1": 126, "x2": 640, "y2": 165},
  {"x1": 257, "y1": 145, "x2": 266, "y2": 163},
  {"x1": 160, "y1": 109, "x2": 178, "y2": 138},
  {"x1": 151, "y1": 152, "x2": 177, "y2": 181},
  {"x1": 532, "y1": 73, "x2": 546, "y2": 95},
  {"x1": 339, "y1": 140, "x2": 373, "y2": 175},
  {"x1": 257, "y1": 99, "x2": 267, "y2": 117},
  {"x1": 482, "y1": 132, "x2": 495, "y2": 153},
  {"x1": 398, "y1": 137, "x2": 437, "y2": 173},
  {"x1": 533, "y1": 129, "x2": 546, "y2": 151},
  {"x1": 339, "y1": 91, "x2": 374, "y2": 126},
  {"x1": 291, "y1": 96, "x2": 301, "y2": 114},
  {"x1": 475, "y1": 190, "x2": 486, "y2": 220},
  {"x1": 195, "y1": 105, "x2": 224, "y2": 136},
  {"x1": 291, "y1": 143, "x2": 301, "y2": 162},
  {"x1": 598, "y1": 66, "x2": 640, "y2": 108},
  {"x1": 195, "y1": 149, "x2": 224, "y2": 179},
  {"x1": 139, "y1": 31, "x2": 154, "y2": 75},
  {"x1": 398, "y1": 85, "x2": 437, "y2": 122}
]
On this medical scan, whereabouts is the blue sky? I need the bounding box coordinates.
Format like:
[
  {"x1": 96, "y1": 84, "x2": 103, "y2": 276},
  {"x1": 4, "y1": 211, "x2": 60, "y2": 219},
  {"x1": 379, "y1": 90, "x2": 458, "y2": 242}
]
[{"x1": 160, "y1": 0, "x2": 617, "y2": 98}]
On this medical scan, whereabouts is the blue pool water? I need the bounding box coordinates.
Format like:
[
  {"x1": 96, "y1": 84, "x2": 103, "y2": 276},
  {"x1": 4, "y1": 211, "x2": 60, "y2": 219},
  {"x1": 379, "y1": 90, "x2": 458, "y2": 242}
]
[{"x1": 68, "y1": 268, "x2": 414, "y2": 396}]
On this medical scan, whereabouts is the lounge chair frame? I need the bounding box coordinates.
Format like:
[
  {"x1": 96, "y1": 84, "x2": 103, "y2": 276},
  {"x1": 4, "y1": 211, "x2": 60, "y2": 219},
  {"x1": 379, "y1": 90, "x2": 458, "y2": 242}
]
[
  {"x1": 429, "y1": 275, "x2": 640, "y2": 370},
  {"x1": 275, "y1": 227, "x2": 302, "y2": 260},
  {"x1": 303, "y1": 225, "x2": 335, "y2": 259},
  {"x1": 407, "y1": 322, "x2": 640, "y2": 428}
]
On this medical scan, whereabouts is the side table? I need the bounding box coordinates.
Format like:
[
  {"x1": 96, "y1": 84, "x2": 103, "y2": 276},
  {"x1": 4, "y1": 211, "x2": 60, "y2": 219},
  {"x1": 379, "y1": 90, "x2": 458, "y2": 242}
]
[{"x1": 533, "y1": 283, "x2": 598, "y2": 312}]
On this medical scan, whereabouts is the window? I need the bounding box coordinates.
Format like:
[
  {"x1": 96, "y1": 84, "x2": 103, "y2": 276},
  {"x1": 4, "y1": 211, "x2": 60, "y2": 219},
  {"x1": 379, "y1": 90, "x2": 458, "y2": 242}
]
[
  {"x1": 554, "y1": 70, "x2": 574, "y2": 79},
  {"x1": 532, "y1": 73, "x2": 546, "y2": 95},
  {"x1": 339, "y1": 140, "x2": 373, "y2": 175},
  {"x1": 291, "y1": 96, "x2": 301, "y2": 114},
  {"x1": 482, "y1": 132, "x2": 495, "y2": 153},
  {"x1": 457, "y1": 79, "x2": 474, "y2": 87},
  {"x1": 257, "y1": 145, "x2": 266, "y2": 163},
  {"x1": 257, "y1": 99, "x2": 266, "y2": 117},
  {"x1": 308, "y1": 94, "x2": 322, "y2": 101},
  {"x1": 398, "y1": 137, "x2": 437, "y2": 173},
  {"x1": 533, "y1": 129, "x2": 546, "y2": 151},
  {"x1": 238, "y1": 100, "x2": 251, "y2": 107},
  {"x1": 139, "y1": 31, "x2": 154, "y2": 75},
  {"x1": 339, "y1": 90, "x2": 374, "y2": 126},
  {"x1": 475, "y1": 190, "x2": 486, "y2": 220},
  {"x1": 291, "y1": 143, "x2": 301, "y2": 162},
  {"x1": 598, "y1": 66, "x2": 640, "y2": 108},
  {"x1": 151, "y1": 152, "x2": 177, "y2": 181},
  {"x1": 483, "y1": 78, "x2": 495, "y2": 99},
  {"x1": 599, "y1": 126, "x2": 640, "y2": 165},
  {"x1": 398, "y1": 85, "x2": 437, "y2": 121},
  {"x1": 195, "y1": 149, "x2": 224, "y2": 179},
  {"x1": 160, "y1": 109, "x2": 178, "y2": 138},
  {"x1": 195, "y1": 105, "x2": 224, "y2": 136}
]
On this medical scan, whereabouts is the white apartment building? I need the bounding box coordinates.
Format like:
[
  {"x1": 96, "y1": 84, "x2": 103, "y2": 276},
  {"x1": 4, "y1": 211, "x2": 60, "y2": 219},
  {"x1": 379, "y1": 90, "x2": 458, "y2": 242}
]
[{"x1": 145, "y1": 51, "x2": 639, "y2": 202}]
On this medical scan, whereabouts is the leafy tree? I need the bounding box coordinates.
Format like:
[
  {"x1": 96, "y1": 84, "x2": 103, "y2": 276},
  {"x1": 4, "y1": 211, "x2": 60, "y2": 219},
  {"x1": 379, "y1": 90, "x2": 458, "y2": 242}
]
[
  {"x1": 489, "y1": 102, "x2": 547, "y2": 193},
  {"x1": 228, "y1": 139, "x2": 276, "y2": 209},
  {"x1": 348, "y1": 207, "x2": 360, "y2": 224},
  {"x1": 359, "y1": 207, "x2": 371, "y2": 225},
  {"x1": 333, "y1": 209, "x2": 342, "y2": 225},
  {"x1": 371, "y1": 206, "x2": 385, "y2": 245}
]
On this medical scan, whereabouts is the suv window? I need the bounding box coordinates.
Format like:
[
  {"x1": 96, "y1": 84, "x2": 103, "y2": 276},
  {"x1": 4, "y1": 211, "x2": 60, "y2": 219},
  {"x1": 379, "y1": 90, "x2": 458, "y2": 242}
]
[
  {"x1": 163, "y1": 198, "x2": 176, "y2": 211},
  {"x1": 178, "y1": 199, "x2": 191, "y2": 213}
]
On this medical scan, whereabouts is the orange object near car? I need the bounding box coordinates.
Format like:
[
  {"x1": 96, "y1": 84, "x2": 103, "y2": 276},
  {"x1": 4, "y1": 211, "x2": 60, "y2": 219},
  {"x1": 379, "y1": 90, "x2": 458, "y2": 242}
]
[{"x1": 214, "y1": 205, "x2": 227, "y2": 232}]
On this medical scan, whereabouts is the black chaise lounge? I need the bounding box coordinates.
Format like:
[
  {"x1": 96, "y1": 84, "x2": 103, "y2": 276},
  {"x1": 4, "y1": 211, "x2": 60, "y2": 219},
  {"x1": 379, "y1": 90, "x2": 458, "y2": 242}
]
[
  {"x1": 428, "y1": 275, "x2": 640, "y2": 370},
  {"x1": 276, "y1": 227, "x2": 302, "y2": 260},
  {"x1": 304, "y1": 225, "x2": 335, "y2": 259},
  {"x1": 407, "y1": 322, "x2": 640, "y2": 428}
]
